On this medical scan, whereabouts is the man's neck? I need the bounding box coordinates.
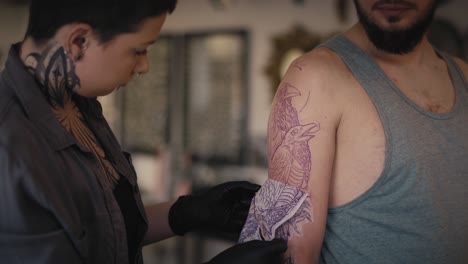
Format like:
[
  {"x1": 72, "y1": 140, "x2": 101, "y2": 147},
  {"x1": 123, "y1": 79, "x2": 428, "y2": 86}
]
[{"x1": 345, "y1": 23, "x2": 436, "y2": 68}]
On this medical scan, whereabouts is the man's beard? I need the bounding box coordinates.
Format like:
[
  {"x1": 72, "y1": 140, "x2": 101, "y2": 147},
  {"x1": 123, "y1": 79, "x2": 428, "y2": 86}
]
[{"x1": 354, "y1": 0, "x2": 438, "y2": 55}]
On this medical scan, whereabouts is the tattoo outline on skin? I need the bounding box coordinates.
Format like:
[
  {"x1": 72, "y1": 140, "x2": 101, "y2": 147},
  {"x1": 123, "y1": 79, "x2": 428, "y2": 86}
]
[
  {"x1": 240, "y1": 83, "x2": 319, "y2": 264},
  {"x1": 269, "y1": 83, "x2": 320, "y2": 189},
  {"x1": 292, "y1": 61, "x2": 305, "y2": 71}
]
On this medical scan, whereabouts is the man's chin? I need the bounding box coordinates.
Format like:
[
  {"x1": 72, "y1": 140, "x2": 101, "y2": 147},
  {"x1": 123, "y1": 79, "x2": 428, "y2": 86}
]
[
  {"x1": 370, "y1": 34, "x2": 420, "y2": 54},
  {"x1": 355, "y1": 0, "x2": 437, "y2": 55}
]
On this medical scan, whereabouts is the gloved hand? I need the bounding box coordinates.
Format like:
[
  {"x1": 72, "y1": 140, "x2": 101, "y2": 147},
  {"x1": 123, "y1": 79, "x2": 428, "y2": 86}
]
[
  {"x1": 204, "y1": 239, "x2": 288, "y2": 264},
  {"x1": 168, "y1": 181, "x2": 260, "y2": 236}
]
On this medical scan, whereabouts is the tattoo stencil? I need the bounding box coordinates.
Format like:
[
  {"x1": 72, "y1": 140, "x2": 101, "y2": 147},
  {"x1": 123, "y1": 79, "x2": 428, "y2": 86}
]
[
  {"x1": 239, "y1": 179, "x2": 311, "y2": 242},
  {"x1": 240, "y1": 83, "x2": 319, "y2": 248}
]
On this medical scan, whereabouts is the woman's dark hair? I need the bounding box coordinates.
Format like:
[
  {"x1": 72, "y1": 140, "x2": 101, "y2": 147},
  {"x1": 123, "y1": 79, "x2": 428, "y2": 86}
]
[{"x1": 25, "y1": 0, "x2": 177, "y2": 45}]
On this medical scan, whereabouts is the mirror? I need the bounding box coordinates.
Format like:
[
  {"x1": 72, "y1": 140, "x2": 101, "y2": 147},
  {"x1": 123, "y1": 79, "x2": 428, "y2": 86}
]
[{"x1": 265, "y1": 25, "x2": 334, "y2": 95}]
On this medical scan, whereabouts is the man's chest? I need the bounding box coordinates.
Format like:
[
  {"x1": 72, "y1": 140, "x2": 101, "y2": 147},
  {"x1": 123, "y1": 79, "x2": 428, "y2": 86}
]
[{"x1": 382, "y1": 62, "x2": 456, "y2": 113}]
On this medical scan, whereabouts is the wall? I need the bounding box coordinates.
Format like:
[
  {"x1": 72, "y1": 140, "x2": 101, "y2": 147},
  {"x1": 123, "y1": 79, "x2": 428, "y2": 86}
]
[
  {"x1": 161, "y1": 0, "x2": 468, "y2": 138},
  {"x1": 1, "y1": 0, "x2": 467, "y2": 139},
  {"x1": 161, "y1": 0, "x2": 356, "y2": 138},
  {"x1": 1, "y1": 1, "x2": 467, "y2": 262},
  {"x1": 0, "y1": 4, "x2": 28, "y2": 66}
]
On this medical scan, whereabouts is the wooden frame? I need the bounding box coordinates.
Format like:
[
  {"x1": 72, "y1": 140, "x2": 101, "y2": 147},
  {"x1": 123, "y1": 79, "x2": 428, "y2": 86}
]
[{"x1": 264, "y1": 25, "x2": 333, "y2": 95}]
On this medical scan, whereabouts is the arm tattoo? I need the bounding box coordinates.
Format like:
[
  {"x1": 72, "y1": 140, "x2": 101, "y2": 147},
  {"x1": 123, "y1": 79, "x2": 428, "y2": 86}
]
[
  {"x1": 240, "y1": 83, "x2": 319, "y2": 262},
  {"x1": 269, "y1": 82, "x2": 319, "y2": 189}
]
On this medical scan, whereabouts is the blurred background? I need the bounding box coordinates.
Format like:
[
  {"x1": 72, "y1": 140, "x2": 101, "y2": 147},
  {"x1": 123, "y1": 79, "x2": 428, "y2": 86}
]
[{"x1": 1, "y1": 0, "x2": 467, "y2": 263}]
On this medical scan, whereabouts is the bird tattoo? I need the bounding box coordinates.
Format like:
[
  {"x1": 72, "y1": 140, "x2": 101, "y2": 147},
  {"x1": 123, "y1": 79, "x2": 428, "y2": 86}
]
[
  {"x1": 239, "y1": 82, "x2": 319, "y2": 243},
  {"x1": 269, "y1": 82, "x2": 320, "y2": 189},
  {"x1": 269, "y1": 83, "x2": 302, "y2": 161},
  {"x1": 269, "y1": 123, "x2": 320, "y2": 189}
]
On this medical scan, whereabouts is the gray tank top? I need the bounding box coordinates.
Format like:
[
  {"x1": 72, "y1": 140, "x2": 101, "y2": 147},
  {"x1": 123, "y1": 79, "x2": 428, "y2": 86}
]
[{"x1": 318, "y1": 35, "x2": 468, "y2": 264}]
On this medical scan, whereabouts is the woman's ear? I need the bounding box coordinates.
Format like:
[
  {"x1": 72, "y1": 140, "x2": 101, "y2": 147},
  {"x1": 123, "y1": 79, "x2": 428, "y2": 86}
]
[{"x1": 66, "y1": 23, "x2": 92, "y2": 62}]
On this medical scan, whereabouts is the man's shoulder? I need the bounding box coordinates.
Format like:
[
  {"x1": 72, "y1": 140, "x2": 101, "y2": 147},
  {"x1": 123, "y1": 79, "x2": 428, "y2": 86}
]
[
  {"x1": 279, "y1": 45, "x2": 358, "y2": 112},
  {"x1": 285, "y1": 46, "x2": 355, "y2": 91},
  {"x1": 298, "y1": 46, "x2": 348, "y2": 76},
  {"x1": 274, "y1": 47, "x2": 352, "y2": 128}
]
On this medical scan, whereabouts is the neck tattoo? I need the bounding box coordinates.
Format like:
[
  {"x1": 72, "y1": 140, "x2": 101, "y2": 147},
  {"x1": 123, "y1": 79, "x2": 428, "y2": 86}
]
[
  {"x1": 25, "y1": 43, "x2": 80, "y2": 108},
  {"x1": 25, "y1": 42, "x2": 120, "y2": 189}
]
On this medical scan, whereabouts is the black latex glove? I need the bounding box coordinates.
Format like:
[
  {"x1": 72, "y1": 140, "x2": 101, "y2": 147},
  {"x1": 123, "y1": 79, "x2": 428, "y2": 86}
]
[
  {"x1": 168, "y1": 181, "x2": 260, "y2": 236},
  {"x1": 204, "y1": 239, "x2": 288, "y2": 264}
]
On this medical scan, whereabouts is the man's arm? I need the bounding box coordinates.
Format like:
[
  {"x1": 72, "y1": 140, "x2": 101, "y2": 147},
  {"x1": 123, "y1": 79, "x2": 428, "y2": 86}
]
[
  {"x1": 453, "y1": 57, "x2": 468, "y2": 82},
  {"x1": 239, "y1": 49, "x2": 343, "y2": 263}
]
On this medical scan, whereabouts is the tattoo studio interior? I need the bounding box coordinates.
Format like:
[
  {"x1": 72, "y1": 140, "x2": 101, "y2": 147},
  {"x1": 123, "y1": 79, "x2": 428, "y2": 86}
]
[{"x1": 0, "y1": 0, "x2": 467, "y2": 263}]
